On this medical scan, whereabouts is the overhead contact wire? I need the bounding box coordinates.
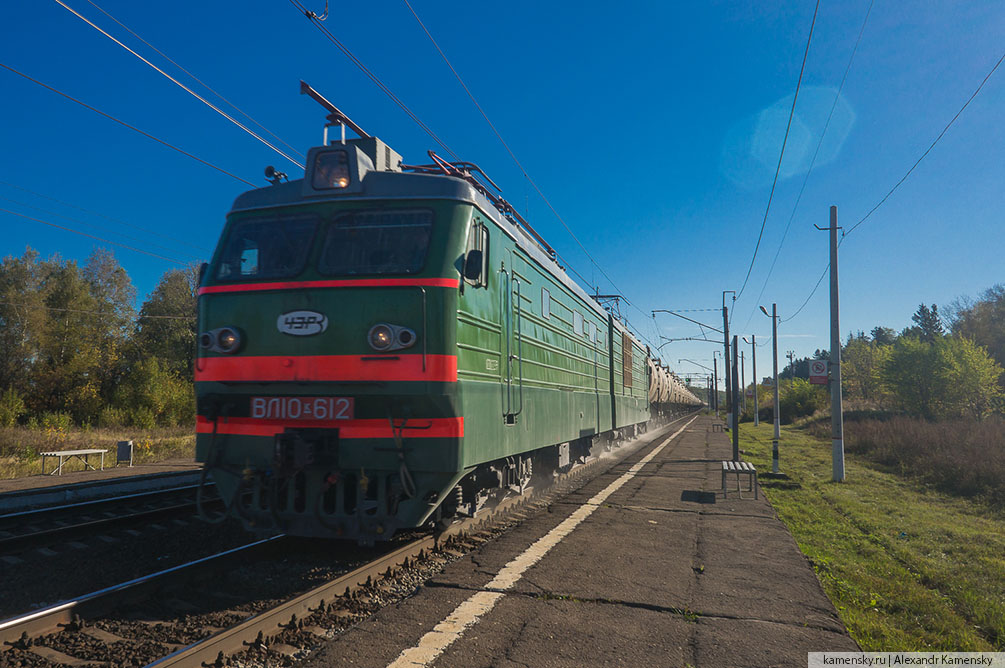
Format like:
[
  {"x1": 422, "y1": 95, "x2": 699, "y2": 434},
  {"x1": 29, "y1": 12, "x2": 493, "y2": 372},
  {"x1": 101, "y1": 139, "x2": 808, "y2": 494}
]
[
  {"x1": 0, "y1": 63, "x2": 256, "y2": 187},
  {"x1": 745, "y1": 0, "x2": 873, "y2": 331},
  {"x1": 0, "y1": 195, "x2": 204, "y2": 261},
  {"x1": 0, "y1": 301, "x2": 192, "y2": 320},
  {"x1": 82, "y1": 0, "x2": 305, "y2": 161},
  {"x1": 733, "y1": 0, "x2": 821, "y2": 309},
  {"x1": 0, "y1": 207, "x2": 188, "y2": 264},
  {"x1": 53, "y1": 0, "x2": 304, "y2": 170},
  {"x1": 289, "y1": 0, "x2": 461, "y2": 162},
  {"x1": 0, "y1": 179, "x2": 211, "y2": 253},
  {"x1": 781, "y1": 45, "x2": 1005, "y2": 325},
  {"x1": 401, "y1": 0, "x2": 626, "y2": 301},
  {"x1": 842, "y1": 47, "x2": 1005, "y2": 240}
]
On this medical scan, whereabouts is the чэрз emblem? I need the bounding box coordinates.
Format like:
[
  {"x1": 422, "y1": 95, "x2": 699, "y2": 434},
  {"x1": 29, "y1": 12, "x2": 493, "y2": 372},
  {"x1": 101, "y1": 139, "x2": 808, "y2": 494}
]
[{"x1": 277, "y1": 310, "x2": 328, "y2": 336}]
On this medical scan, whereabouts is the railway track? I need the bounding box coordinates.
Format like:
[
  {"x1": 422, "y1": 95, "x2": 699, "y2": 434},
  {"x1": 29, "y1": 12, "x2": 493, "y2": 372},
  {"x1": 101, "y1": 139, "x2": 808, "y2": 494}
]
[
  {"x1": 0, "y1": 416, "x2": 691, "y2": 667},
  {"x1": 0, "y1": 483, "x2": 221, "y2": 556}
]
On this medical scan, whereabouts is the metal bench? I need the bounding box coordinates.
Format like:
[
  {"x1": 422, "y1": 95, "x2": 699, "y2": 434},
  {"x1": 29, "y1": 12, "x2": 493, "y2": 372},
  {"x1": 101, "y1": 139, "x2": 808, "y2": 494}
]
[
  {"x1": 721, "y1": 460, "x2": 758, "y2": 499},
  {"x1": 40, "y1": 449, "x2": 108, "y2": 476}
]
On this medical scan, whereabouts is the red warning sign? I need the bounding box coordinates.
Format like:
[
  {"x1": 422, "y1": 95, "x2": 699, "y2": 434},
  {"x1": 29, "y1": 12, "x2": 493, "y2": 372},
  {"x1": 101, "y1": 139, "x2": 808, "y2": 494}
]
[{"x1": 809, "y1": 360, "x2": 828, "y2": 385}]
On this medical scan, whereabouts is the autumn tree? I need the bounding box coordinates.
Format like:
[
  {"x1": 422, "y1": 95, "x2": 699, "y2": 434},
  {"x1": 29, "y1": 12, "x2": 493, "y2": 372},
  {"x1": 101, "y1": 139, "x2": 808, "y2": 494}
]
[
  {"x1": 948, "y1": 285, "x2": 1005, "y2": 387},
  {"x1": 0, "y1": 249, "x2": 47, "y2": 396},
  {"x1": 842, "y1": 338, "x2": 891, "y2": 405},
  {"x1": 130, "y1": 265, "x2": 198, "y2": 378},
  {"x1": 884, "y1": 336, "x2": 1002, "y2": 420}
]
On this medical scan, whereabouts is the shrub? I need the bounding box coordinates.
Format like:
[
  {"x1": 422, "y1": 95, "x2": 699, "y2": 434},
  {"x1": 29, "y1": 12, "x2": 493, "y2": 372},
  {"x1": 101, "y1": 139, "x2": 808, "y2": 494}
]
[
  {"x1": 129, "y1": 407, "x2": 157, "y2": 430},
  {"x1": 0, "y1": 387, "x2": 26, "y2": 428},
  {"x1": 40, "y1": 411, "x2": 73, "y2": 432},
  {"x1": 98, "y1": 406, "x2": 128, "y2": 429},
  {"x1": 778, "y1": 378, "x2": 827, "y2": 424}
]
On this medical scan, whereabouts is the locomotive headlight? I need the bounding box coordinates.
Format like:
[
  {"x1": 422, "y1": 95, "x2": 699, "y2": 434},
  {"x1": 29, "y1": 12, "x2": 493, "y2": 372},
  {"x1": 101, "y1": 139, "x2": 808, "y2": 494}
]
[
  {"x1": 216, "y1": 327, "x2": 242, "y2": 353},
  {"x1": 368, "y1": 324, "x2": 394, "y2": 351}
]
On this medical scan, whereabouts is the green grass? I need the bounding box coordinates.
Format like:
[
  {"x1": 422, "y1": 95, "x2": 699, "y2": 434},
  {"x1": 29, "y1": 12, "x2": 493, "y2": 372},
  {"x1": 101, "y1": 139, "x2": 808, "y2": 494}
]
[
  {"x1": 0, "y1": 426, "x2": 195, "y2": 479},
  {"x1": 740, "y1": 421, "x2": 1005, "y2": 650}
]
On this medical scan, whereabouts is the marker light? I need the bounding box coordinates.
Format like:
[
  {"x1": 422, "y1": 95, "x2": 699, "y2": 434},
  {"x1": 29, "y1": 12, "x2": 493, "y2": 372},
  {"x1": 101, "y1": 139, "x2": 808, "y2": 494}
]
[
  {"x1": 368, "y1": 324, "x2": 394, "y2": 351},
  {"x1": 199, "y1": 332, "x2": 215, "y2": 349}
]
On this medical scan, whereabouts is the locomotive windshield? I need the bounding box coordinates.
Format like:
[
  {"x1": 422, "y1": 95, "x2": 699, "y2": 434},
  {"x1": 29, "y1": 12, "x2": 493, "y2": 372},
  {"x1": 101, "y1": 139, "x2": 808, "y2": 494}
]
[
  {"x1": 215, "y1": 215, "x2": 317, "y2": 280},
  {"x1": 319, "y1": 209, "x2": 432, "y2": 276}
]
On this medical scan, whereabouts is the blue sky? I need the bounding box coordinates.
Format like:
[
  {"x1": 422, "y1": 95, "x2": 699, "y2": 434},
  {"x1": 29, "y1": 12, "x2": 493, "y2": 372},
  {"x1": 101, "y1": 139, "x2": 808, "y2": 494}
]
[{"x1": 2, "y1": 1, "x2": 1003, "y2": 385}]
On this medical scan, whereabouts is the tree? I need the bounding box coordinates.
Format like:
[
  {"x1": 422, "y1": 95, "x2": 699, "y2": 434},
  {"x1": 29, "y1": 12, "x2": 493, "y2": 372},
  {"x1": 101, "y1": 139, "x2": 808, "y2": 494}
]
[
  {"x1": 130, "y1": 266, "x2": 198, "y2": 378},
  {"x1": 31, "y1": 257, "x2": 107, "y2": 421},
  {"x1": 883, "y1": 336, "x2": 1002, "y2": 420},
  {"x1": 82, "y1": 249, "x2": 136, "y2": 405},
  {"x1": 937, "y1": 337, "x2": 1002, "y2": 420},
  {"x1": 883, "y1": 337, "x2": 939, "y2": 419},
  {"x1": 0, "y1": 249, "x2": 48, "y2": 395},
  {"x1": 870, "y1": 326, "x2": 896, "y2": 346},
  {"x1": 948, "y1": 284, "x2": 1005, "y2": 387},
  {"x1": 842, "y1": 338, "x2": 890, "y2": 405},
  {"x1": 911, "y1": 303, "x2": 944, "y2": 343}
]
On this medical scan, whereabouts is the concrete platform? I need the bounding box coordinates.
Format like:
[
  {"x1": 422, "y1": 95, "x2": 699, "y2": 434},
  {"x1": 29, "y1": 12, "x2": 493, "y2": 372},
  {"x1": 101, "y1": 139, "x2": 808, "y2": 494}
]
[
  {"x1": 303, "y1": 414, "x2": 859, "y2": 667},
  {"x1": 0, "y1": 459, "x2": 202, "y2": 511}
]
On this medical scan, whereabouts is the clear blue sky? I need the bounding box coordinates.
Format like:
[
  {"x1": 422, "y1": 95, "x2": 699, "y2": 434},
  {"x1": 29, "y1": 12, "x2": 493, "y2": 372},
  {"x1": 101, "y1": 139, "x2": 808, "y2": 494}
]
[{"x1": 2, "y1": 1, "x2": 1003, "y2": 385}]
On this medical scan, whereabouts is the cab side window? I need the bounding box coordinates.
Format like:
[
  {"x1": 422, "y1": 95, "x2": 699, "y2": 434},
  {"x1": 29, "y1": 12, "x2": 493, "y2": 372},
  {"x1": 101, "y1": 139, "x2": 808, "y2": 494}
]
[{"x1": 464, "y1": 220, "x2": 490, "y2": 288}]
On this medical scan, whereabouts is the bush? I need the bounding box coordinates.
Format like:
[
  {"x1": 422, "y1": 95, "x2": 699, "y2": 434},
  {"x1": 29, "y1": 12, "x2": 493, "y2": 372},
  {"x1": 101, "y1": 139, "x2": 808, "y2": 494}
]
[
  {"x1": 114, "y1": 358, "x2": 195, "y2": 428},
  {"x1": 129, "y1": 407, "x2": 157, "y2": 430},
  {"x1": 40, "y1": 411, "x2": 73, "y2": 432},
  {"x1": 98, "y1": 406, "x2": 128, "y2": 429},
  {"x1": 0, "y1": 387, "x2": 26, "y2": 428},
  {"x1": 778, "y1": 378, "x2": 827, "y2": 424}
]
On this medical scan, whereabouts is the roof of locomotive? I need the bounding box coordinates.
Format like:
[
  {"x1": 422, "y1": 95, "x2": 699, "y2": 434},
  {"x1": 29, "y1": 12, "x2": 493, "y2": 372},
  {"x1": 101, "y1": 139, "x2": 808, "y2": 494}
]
[{"x1": 228, "y1": 147, "x2": 619, "y2": 327}]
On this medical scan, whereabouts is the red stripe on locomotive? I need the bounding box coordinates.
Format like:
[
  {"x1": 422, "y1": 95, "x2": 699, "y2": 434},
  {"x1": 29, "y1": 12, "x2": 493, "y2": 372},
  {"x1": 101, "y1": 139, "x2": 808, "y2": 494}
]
[
  {"x1": 195, "y1": 354, "x2": 458, "y2": 383},
  {"x1": 196, "y1": 416, "x2": 464, "y2": 439},
  {"x1": 198, "y1": 277, "x2": 460, "y2": 295}
]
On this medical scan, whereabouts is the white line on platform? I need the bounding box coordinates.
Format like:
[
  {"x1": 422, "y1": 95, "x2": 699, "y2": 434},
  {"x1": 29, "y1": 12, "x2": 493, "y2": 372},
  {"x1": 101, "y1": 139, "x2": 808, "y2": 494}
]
[{"x1": 387, "y1": 415, "x2": 699, "y2": 668}]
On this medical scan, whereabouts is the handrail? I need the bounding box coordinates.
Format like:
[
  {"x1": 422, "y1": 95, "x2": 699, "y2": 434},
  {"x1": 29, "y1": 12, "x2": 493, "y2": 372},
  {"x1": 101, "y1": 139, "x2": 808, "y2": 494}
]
[{"x1": 512, "y1": 277, "x2": 524, "y2": 419}]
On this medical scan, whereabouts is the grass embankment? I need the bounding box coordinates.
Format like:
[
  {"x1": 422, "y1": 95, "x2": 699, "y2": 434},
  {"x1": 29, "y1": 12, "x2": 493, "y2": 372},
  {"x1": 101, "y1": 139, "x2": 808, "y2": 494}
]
[
  {"x1": 0, "y1": 426, "x2": 195, "y2": 479},
  {"x1": 740, "y1": 421, "x2": 1005, "y2": 651}
]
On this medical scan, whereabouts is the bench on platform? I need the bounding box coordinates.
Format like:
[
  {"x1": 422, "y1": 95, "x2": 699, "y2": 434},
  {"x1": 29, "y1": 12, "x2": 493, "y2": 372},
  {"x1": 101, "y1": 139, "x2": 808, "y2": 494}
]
[
  {"x1": 40, "y1": 449, "x2": 108, "y2": 476},
  {"x1": 722, "y1": 460, "x2": 758, "y2": 499}
]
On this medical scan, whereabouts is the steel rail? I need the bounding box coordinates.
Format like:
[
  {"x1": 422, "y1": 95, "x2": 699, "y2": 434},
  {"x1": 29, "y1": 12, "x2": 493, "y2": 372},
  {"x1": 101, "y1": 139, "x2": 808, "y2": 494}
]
[
  {"x1": 0, "y1": 536, "x2": 283, "y2": 648},
  {"x1": 0, "y1": 483, "x2": 212, "y2": 521},
  {"x1": 0, "y1": 497, "x2": 222, "y2": 554}
]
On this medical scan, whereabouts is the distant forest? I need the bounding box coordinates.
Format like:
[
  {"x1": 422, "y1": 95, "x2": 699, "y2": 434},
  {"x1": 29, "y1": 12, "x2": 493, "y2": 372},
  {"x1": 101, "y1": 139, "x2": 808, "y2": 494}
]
[
  {"x1": 0, "y1": 247, "x2": 1002, "y2": 429},
  {"x1": 0, "y1": 248, "x2": 196, "y2": 429},
  {"x1": 759, "y1": 292, "x2": 1004, "y2": 423}
]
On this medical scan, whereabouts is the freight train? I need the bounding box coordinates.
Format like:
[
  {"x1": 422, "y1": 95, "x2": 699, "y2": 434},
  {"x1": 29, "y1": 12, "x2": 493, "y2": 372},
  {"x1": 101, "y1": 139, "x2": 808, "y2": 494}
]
[{"x1": 194, "y1": 84, "x2": 701, "y2": 542}]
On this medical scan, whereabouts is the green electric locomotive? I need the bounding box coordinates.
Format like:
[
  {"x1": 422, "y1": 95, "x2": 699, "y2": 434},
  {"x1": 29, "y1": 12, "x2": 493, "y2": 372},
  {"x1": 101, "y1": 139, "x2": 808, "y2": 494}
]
[{"x1": 195, "y1": 84, "x2": 699, "y2": 542}]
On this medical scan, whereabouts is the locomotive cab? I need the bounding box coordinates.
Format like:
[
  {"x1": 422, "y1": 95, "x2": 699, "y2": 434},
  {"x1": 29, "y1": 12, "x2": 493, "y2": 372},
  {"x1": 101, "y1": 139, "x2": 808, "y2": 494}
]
[{"x1": 196, "y1": 135, "x2": 475, "y2": 542}]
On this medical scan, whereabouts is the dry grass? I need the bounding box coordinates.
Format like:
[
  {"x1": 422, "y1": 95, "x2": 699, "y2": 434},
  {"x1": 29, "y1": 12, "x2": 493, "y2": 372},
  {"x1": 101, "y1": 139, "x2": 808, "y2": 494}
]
[
  {"x1": 804, "y1": 414, "x2": 1005, "y2": 507},
  {"x1": 0, "y1": 425, "x2": 195, "y2": 479}
]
